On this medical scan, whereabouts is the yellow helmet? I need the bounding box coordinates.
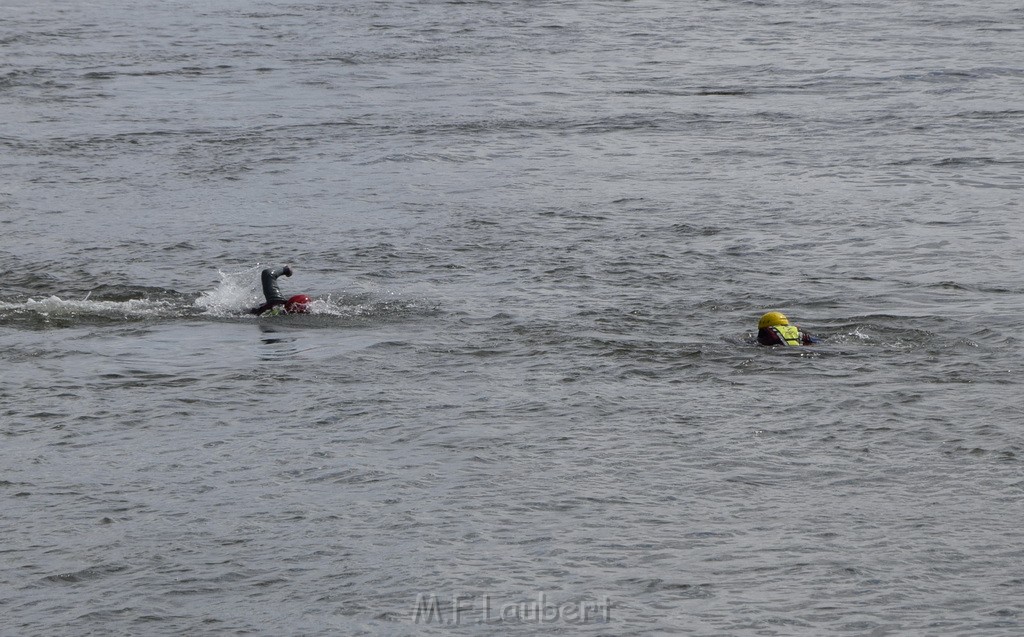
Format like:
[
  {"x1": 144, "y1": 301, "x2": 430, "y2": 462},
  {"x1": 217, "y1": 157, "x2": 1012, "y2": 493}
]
[{"x1": 758, "y1": 311, "x2": 789, "y2": 329}]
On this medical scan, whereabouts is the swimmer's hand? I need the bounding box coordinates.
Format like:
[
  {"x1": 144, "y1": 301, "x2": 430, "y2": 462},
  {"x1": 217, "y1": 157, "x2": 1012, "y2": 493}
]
[{"x1": 283, "y1": 265, "x2": 293, "y2": 277}]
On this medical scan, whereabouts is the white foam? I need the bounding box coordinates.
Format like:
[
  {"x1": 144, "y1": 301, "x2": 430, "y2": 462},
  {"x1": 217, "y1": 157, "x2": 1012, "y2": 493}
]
[{"x1": 1, "y1": 295, "x2": 175, "y2": 318}]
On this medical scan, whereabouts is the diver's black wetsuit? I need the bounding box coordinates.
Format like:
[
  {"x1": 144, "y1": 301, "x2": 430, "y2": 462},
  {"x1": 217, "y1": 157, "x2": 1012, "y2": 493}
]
[{"x1": 250, "y1": 266, "x2": 292, "y2": 315}]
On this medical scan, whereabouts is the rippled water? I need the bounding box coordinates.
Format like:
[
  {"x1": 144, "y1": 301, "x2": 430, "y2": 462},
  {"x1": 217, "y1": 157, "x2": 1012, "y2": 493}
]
[{"x1": 3, "y1": 1, "x2": 1024, "y2": 635}]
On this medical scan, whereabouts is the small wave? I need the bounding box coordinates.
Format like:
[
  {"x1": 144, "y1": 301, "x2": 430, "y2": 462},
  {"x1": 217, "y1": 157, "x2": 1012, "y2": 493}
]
[
  {"x1": 934, "y1": 156, "x2": 1022, "y2": 167},
  {"x1": 956, "y1": 109, "x2": 1024, "y2": 120},
  {"x1": 359, "y1": 150, "x2": 478, "y2": 165}
]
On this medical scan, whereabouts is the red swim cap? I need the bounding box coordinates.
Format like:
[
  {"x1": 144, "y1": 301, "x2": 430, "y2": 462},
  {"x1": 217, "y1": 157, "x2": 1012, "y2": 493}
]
[{"x1": 284, "y1": 294, "x2": 312, "y2": 313}]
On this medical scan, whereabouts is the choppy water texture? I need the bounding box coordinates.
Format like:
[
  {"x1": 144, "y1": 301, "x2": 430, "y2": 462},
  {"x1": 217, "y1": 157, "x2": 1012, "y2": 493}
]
[{"x1": 3, "y1": 1, "x2": 1024, "y2": 635}]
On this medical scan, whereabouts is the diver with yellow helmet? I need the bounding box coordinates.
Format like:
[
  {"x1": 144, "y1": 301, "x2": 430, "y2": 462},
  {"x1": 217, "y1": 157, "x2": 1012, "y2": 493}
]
[{"x1": 757, "y1": 311, "x2": 816, "y2": 346}]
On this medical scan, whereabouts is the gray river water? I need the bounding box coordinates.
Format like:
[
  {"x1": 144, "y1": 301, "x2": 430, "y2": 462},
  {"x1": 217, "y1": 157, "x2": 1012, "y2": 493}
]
[{"x1": 2, "y1": 1, "x2": 1024, "y2": 634}]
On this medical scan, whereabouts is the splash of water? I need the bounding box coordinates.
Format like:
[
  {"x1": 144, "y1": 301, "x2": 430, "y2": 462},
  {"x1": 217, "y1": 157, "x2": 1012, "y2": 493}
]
[
  {"x1": 193, "y1": 266, "x2": 263, "y2": 317},
  {"x1": 191, "y1": 266, "x2": 436, "y2": 320}
]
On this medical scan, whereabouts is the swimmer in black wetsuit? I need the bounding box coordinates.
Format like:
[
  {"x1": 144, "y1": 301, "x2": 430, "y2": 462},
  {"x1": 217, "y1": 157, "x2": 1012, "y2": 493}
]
[{"x1": 250, "y1": 265, "x2": 311, "y2": 315}]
